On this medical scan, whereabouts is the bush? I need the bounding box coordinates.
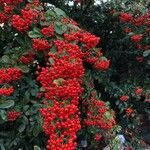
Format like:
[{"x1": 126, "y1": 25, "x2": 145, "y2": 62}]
[
  {"x1": 70, "y1": 0, "x2": 150, "y2": 149},
  {"x1": 0, "y1": 0, "x2": 149, "y2": 150},
  {"x1": 0, "y1": 0, "x2": 116, "y2": 150}
]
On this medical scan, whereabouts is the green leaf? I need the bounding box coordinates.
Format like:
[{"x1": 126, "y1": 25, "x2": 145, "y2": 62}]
[
  {"x1": 17, "y1": 65, "x2": 30, "y2": 73},
  {"x1": 101, "y1": 56, "x2": 107, "y2": 61},
  {"x1": 112, "y1": 12, "x2": 120, "y2": 18},
  {"x1": 1, "y1": 55, "x2": 10, "y2": 63},
  {"x1": 105, "y1": 111, "x2": 112, "y2": 120},
  {"x1": 53, "y1": 78, "x2": 64, "y2": 86},
  {"x1": 33, "y1": 125, "x2": 40, "y2": 137},
  {"x1": 28, "y1": 31, "x2": 42, "y2": 38},
  {"x1": 28, "y1": 0, "x2": 33, "y2": 3},
  {"x1": 143, "y1": 50, "x2": 150, "y2": 57},
  {"x1": 0, "y1": 141, "x2": 5, "y2": 150},
  {"x1": 50, "y1": 46, "x2": 57, "y2": 53},
  {"x1": 115, "y1": 100, "x2": 120, "y2": 105},
  {"x1": 30, "y1": 89, "x2": 38, "y2": 97},
  {"x1": 37, "y1": 6, "x2": 44, "y2": 11},
  {"x1": 23, "y1": 105, "x2": 30, "y2": 112},
  {"x1": 34, "y1": 145, "x2": 41, "y2": 150},
  {"x1": 0, "y1": 110, "x2": 7, "y2": 120},
  {"x1": 33, "y1": 27, "x2": 41, "y2": 33},
  {"x1": 45, "y1": 10, "x2": 56, "y2": 18},
  {"x1": 40, "y1": 87, "x2": 45, "y2": 92},
  {"x1": 54, "y1": 22, "x2": 67, "y2": 35},
  {"x1": 48, "y1": 58, "x2": 55, "y2": 65},
  {"x1": 22, "y1": 116, "x2": 29, "y2": 125},
  {"x1": 18, "y1": 124, "x2": 26, "y2": 133},
  {"x1": 0, "y1": 100, "x2": 15, "y2": 109},
  {"x1": 68, "y1": 23, "x2": 79, "y2": 30},
  {"x1": 54, "y1": 8, "x2": 66, "y2": 17},
  {"x1": 28, "y1": 28, "x2": 43, "y2": 38},
  {"x1": 0, "y1": 6, "x2": 3, "y2": 12}
]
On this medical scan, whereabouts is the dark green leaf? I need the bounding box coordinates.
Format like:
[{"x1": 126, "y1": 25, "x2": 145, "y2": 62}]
[
  {"x1": 1, "y1": 55, "x2": 10, "y2": 63},
  {"x1": 48, "y1": 58, "x2": 55, "y2": 65},
  {"x1": 143, "y1": 50, "x2": 150, "y2": 57},
  {"x1": 34, "y1": 145, "x2": 41, "y2": 150},
  {"x1": 18, "y1": 124, "x2": 26, "y2": 133},
  {"x1": 33, "y1": 125, "x2": 40, "y2": 137},
  {"x1": 0, "y1": 110, "x2": 7, "y2": 120},
  {"x1": 54, "y1": 22, "x2": 67, "y2": 35},
  {"x1": 17, "y1": 65, "x2": 30, "y2": 73},
  {"x1": 28, "y1": 29, "x2": 43, "y2": 38},
  {"x1": 0, "y1": 100, "x2": 14, "y2": 109}
]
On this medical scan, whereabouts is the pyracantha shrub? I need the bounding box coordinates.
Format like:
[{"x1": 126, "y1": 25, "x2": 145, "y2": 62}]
[
  {"x1": 67, "y1": 0, "x2": 150, "y2": 149},
  {"x1": 0, "y1": 0, "x2": 116, "y2": 150},
  {"x1": 73, "y1": 0, "x2": 150, "y2": 148}
]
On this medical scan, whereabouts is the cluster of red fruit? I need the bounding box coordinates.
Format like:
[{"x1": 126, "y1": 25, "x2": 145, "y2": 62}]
[
  {"x1": 0, "y1": 0, "x2": 23, "y2": 23},
  {"x1": 64, "y1": 31, "x2": 100, "y2": 49},
  {"x1": 84, "y1": 93, "x2": 116, "y2": 129},
  {"x1": 119, "y1": 11, "x2": 150, "y2": 62},
  {"x1": 0, "y1": 67, "x2": 22, "y2": 84},
  {"x1": 0, "y1": 87, "x2": 14, "y2": 96},
  {"x1": 32, "y1": 39, "x2": 51, "y2": 51},
  {"x1": 41, "y1": 25, "x2": 54, "y2": 38},
  {"x1": 12, "y1": 8, "x2": 39, "y2": 32},
  {"x1": 37, "y1": 40, "x2": 85, "y2": 149},
  {"x1": 63, "y1": 31, "x2": 110, "y2": 70},
  {"x1": 0, "y1": 67, "x2": 22, "y2": 120},
  {"x1": 119, "y1": 87, "x2": 143, "y2": 116},
  {"x1": 19, "y1": 51, "x2": 35, "y2": 64},
  {"x1": 7, "y1": 111, "x2": 22, "y2": 121}
]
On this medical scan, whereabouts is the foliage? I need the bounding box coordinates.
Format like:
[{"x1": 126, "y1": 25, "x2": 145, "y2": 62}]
[
  {"x1": 0, "y1": 0, "x2": 150, "y2": 150},
  {"x1": 44, "y1": 0, "x2": 150, "y2": 148},
  {"x1": 66, "y1": 0, "x2": 150, "y2": 149}
]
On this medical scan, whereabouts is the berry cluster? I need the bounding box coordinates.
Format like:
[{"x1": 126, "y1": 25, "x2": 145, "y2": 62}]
[
  {"x1": 19, "y1": 51, "x2": 35, "y2": 64},
  {"x1": 12, "y1": 15, "x2": 29, "y2": 32},
  {"x1": 84, "y1": 91, "x2": 116, "y2": 130},
  {"x1": 37, "y1": 41, "x2": 85, "y2": 150},
  {"x1": 11, "y1": 1, "x2": 39, "y2": 32},
  {"x1": 120, "y1": 95, "x2": 129, "y2": 102},
  {"x1": 0, "y1": 13, "x2": 8, "y2": 23},
  {"x1": 21, "y1": 8, "x2": 39, "y2": 25},
  {"x1": 135, "y1": 87, "x2": 143, "y2": 96},
  {"x1": 64, "y1": 31, "x2": 100, "y2": 49},
  {"x1": 84, "y1": 94, "x2": 116, "y2": 130},
  {"x1": 94, "y1": 60, "x2": 110, "y2": 70},
  {"x1": 131, "y1": 34, "x2": 142, "y2": 43},
  {"x1": 119, "y1": 10, "x2": 150, "y2": 63},
  {"x1": 41, "y1": 25, "x2": 54, "y2": 37},
  {"x1": 0, "y1": 67, "x2": 22, "y2": 84},
  {"x1": 7, "y1": 111, "x2": 22, "y2": 121},
  {"x1": 119, "y1": 13, "x2": 133, "y2": 23},
  {"x1": 94, "y1": 134, "x2": 103, "y2": 141},
  {"x1": 4, "y1": 0, "x2": 23, "y2": 5},
  {"x1": 0, "y1": 0, "x2": 23, "y2": 24},
  {"x1": 125, "y1": 108, "x2": 134, "y2": 116},
  {"x1": 0, "y1": 87, "x2": 14, "y2": 96},
  {"x1": 32, "y1": 39, "x2": 51, "y2": 51}
]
